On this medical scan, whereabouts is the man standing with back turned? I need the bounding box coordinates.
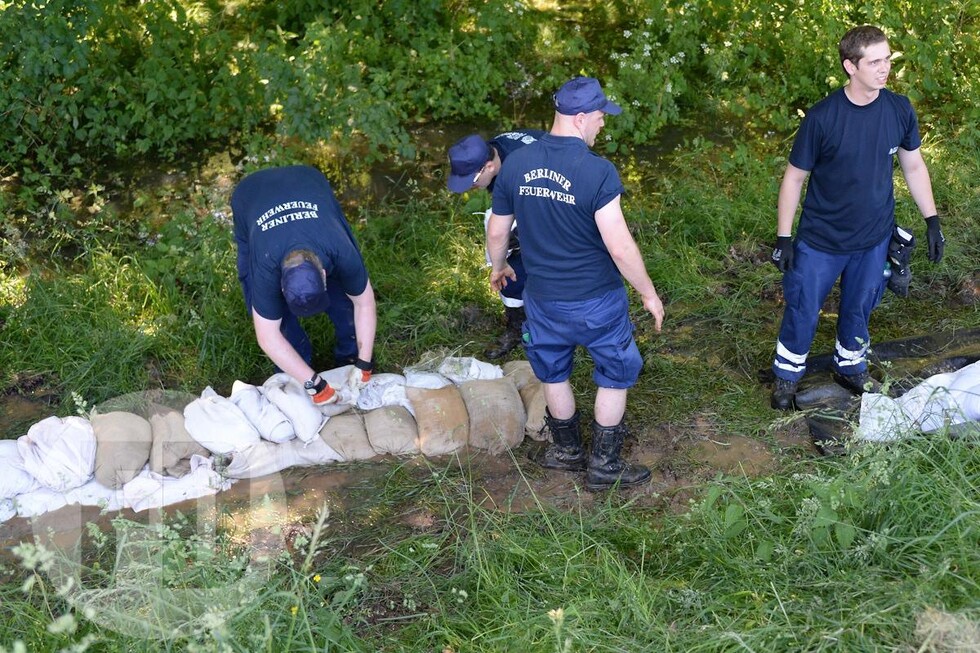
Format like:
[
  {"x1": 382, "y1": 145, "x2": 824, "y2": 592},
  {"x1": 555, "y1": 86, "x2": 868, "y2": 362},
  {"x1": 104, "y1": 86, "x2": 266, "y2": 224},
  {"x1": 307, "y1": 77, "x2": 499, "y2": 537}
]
[
  {"x1": 769, "y1": 25, "x2": 945, "y2": 411},
  {"x1": 488, "y1": 76, "x2": 665, "y2": 491}
]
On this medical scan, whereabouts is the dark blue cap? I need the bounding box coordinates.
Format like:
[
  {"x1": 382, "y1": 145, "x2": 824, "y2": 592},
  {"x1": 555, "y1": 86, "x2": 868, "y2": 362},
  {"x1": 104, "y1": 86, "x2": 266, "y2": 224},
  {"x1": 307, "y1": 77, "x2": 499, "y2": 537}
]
[
  {"x1": 447, "y1": 134, "x2": 492, "y2": 193},
  {"x1": 553, "y1": 77, "x2": 622, "y2": 116},
  {"x1": 281, "y1": 260, "x2": 329, "y2": 317}
]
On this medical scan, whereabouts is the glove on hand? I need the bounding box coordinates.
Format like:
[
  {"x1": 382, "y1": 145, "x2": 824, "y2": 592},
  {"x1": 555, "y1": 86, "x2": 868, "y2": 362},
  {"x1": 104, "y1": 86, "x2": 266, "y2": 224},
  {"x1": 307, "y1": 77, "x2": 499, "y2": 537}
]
[
  {"x1": 305, "y1": 373, "x2": 338, "y2": 405},
  {"x1": 925, "y1": 215, "x2": 945, "y2": 264},
  {"x1": 770, "y1": 236, "x2": 794, "y2": 273},
  {"x1": 346, "y1": 359, "x2": 373, "y2": 391}
]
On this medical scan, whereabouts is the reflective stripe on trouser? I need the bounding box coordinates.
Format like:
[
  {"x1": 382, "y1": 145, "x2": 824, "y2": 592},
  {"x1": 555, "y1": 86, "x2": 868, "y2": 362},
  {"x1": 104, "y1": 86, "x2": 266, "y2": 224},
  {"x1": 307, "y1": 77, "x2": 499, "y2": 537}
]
[{"x1": 772, "y1": 234, "x2": 889, "y2": 382}]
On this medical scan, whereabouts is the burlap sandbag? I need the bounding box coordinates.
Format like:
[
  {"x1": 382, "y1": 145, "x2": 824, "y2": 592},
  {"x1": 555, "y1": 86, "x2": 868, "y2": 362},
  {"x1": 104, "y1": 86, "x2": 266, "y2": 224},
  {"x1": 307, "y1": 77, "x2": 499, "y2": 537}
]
[
  {"x1": 519, "y1": 380, "x2": 549, "y2": 441},
  {"x1": 460, "y1": 378, "x2": 525, "y2": 454},
  {"x1": 502, "y1": 359, "x2": 537, "y2": 390},
  {"x1": 318, "y1": 411, "x2": 376, "y2": 461},
  {"x1": 364, "y1": 406, "x2": 419, "y2": 455},
  {"x1": 91, "y1": 411, "x2": 153, "y2": 488},
  {"x1": 148, "y1": 405, "x2": 209, "y2": 478},
  {"x1": 406, "y1": 385, "x2": 469, "y2": 456}
]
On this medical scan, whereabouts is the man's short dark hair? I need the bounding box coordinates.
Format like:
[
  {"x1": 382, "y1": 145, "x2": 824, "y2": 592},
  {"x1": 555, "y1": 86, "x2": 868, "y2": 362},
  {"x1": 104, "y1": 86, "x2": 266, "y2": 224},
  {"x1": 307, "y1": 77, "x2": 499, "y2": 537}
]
[{"x1": 839, "y1": 25, "x2": 888, "y2": 73}]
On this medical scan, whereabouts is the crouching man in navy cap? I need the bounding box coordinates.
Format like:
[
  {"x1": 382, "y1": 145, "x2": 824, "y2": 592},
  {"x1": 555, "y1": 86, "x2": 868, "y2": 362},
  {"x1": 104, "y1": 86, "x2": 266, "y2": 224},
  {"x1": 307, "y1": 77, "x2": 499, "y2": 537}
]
[{"x1": 231, "y1": 165, "x2": 375, "y2": 405}]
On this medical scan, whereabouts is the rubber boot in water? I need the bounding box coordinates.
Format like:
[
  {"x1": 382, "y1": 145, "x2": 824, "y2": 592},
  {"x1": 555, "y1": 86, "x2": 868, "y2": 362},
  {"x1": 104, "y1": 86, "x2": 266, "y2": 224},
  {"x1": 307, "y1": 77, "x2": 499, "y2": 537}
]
[
  {"x1": 529, "y1": 408, "x2": 586, "y2": 471},
  {"x1": 484, "y1": 306, "x2": 525, "y2": 360},
  {"x1": 586, "y1": 419, "x2": 651, "y2": 491}
]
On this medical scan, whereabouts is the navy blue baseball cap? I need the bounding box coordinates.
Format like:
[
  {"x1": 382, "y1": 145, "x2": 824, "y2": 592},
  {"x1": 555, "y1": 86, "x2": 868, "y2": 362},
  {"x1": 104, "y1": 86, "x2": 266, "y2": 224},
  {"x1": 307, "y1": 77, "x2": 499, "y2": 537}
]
[
  {"x1": 281, "y1": 260, "x2": 329, "y2": 317},
  {"x1": 447, "y1": 134, "x2": 492, "y2": 193},
  {"x1": 553, "y1": 77, "x2": 622, "y2": 116}
]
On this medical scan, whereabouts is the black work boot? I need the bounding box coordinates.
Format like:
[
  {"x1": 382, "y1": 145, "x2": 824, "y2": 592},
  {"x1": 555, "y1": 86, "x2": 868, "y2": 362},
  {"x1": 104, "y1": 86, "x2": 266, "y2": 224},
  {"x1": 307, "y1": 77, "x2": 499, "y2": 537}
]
[
  {"x1": 529, "y1": 409, "x2": 587, "y2": 471},
  {"x1": 586, "y1": 419, "x2": 651, "y2": 491},
  {"x1": 770, "y1": 377, "x2": 798, "y2": 411},
  {"x1": 484, "y1": 306, "x2": 525, "y2": 360},
  {"x1": 833, "y1": 370, "x2": 882, "y2": 395}
]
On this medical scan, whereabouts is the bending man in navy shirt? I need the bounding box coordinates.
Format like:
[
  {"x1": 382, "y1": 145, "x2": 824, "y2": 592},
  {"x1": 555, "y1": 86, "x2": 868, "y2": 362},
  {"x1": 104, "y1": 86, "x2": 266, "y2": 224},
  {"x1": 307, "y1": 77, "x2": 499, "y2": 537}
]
[
  {"x1": 232, "y1": 165, "x2": 376, "y2": 405},
  {"x1": 488, "y1": 77, "x2": 665, "y2": 491},
  {"x1": 447, "y1": 129, "x2": 544, "y2": 360},
  {"x1": 769, "y1": 25, "x2": 944, "y2": 411}
]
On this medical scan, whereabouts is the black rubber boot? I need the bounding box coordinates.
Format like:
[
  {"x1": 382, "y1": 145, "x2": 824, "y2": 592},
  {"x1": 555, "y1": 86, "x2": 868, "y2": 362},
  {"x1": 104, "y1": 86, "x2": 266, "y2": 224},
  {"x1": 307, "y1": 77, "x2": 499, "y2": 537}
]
[
  {"x1": 586, "y1": 419, "x2": 651, "y2": 491},
  {"x1": 484, "y1": 306, "x2": 525, "y2": 360},
  {"x1": 529, "y1": 409, "x2": 586, "y2": 471}
]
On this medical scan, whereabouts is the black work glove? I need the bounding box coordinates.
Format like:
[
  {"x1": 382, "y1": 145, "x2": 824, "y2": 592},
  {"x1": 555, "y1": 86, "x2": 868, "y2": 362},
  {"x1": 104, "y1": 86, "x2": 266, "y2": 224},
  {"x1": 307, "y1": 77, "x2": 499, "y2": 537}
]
[
  {"x1": 925, "y1": 215, "x2": 945, "y2": 264},
  {"x1": 770, "y1": 236, "x2": 794, "y2": 273}
]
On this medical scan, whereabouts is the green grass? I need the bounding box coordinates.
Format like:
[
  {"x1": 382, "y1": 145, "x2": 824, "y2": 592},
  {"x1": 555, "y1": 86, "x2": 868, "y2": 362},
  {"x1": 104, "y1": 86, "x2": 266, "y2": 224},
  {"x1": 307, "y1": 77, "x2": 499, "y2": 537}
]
[{"x1": 3, "y1": 434, "x2": 978, "y2": 651}]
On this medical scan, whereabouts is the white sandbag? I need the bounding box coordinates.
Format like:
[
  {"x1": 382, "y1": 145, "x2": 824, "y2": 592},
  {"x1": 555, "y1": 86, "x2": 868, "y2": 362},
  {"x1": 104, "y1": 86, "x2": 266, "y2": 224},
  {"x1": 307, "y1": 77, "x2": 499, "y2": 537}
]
[
  {"x1": 460, "y1": 378, "x2": 526, "y2": 454},
  {"x1": 91, "y1": 411, "x2": 153, "y2": 489},
  {"x1": 0, "y1": 439, "x2": 40, "y2": 499},
  {"x1": 65, "y1": 478, "x2": 126, "y2": 513},
  {"x1": 502, "y1": 359, "x2": 538, "y2": 390},
  {"x1": 15, "y1": 487, "x2": 70, "y2": 518},
  {"x1": 0, "y1": 498, "x2": 14, "y2": 523},
  {"x1": 262, "y1": 374, "x2": 330, "y2": 442},
  {"x1": 356, "y1": 373, "x2": 413, "y2": 414},
  {"x1": 316, "y1": 367, "x2": 361, "y2": 408},
  {"x1": 318, "y1": 412, "x2": 376, "y2": 461},
  {"x1": 183, "y1": 386, "x2": 261, "y2": 455},
  {"x1": 18, "y1": 415, "x2": 96, "y2": 492},
  {"x1": 406, "y1": 385, "x2": 469, "y2": 456},
  {"x1": 230, "y1": 380, "x2": 294, "y2": 443},
  {"x1": 122, "y1": 454, "x2": 232, "y2": 513},
  {"x1": 519, "y1": 380, "x2": 549, "y2": 441},
  {"x1": 404, "y1": 371, "x2": 452, "y2": 389},
  {"x1": 364, "y1": 406, "x2": 419, "y2": 455},
  {"x1": 437, "y1": 357, "x2": 503, "y2": 384},
  {"x1": 222, "y1": 438, "x2": 343, "y2": 479},
  {"x1": 858, "y1": 360, "x2": 980, "y2": 441},
  {"x1": 148, "y1": 405, "x2": 209, "y2": 478}
]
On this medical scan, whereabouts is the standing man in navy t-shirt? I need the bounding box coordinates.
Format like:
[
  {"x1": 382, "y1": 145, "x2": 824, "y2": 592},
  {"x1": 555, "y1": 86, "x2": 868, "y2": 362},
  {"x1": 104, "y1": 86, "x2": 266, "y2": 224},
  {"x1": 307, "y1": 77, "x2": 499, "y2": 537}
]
[
  {"x1": 769, "y1": 25, "x2": 945, "y2": 411},
  {"x1": 232, "y1": 165, "x2": 376, "y2": 405},
  {"x1": 488, "y1": 77, "x2": 665, "y2": 491},
  {"x1": 447, "y1": 129, "x2": 544, "y2": 360}
]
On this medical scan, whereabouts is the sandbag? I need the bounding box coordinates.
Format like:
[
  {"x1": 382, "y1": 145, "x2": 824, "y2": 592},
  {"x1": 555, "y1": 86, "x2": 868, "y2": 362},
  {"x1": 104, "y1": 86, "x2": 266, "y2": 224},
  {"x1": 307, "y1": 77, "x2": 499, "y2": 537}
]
[
  {"x1": 437, "y1": 357, "x2": 503, "y2": 384},
  {"x1": 262, "y1": 374, "x2": 331, "y2": 442},
  {"x1": 404, "y1": 371, "x2": 452, "y2": 389},
  {"x1": 0, "y1": 439, "x2": 39, "y2": 499},
  {"x1": 460, "y1": 378, "x2": 525, "y2": 454},
  {"x1": 148, "y1": 405, "x2": 209, "y2": 478},
  {"x1": 229, "y1": 381, "x2": 294, "y2": 443},
  {"x1": 91, "y1": 411, "x2": 153, "y2": 489},
  {"x1": 318, "y1": 412, "x2": 376, "y2": 461},
  {"x1": 502, "y1": 359, "x2": 537, "y2": 390},
  {"x1": 222, "y1": 438, "x2": 343, "y2": 479},
  {"x1": 18, "y1": 415, "x2": 97, "y2": 492},
  {"x1": 184, "y1": 386, "x2": 261, "y2": 455},
  {"x1": 357, "y1": 373, "x2": 412, "y2": 414},
  {"x1": 364, "y1": 406, "x2": 419, "y2": 455},
  {"x1": 519, "y1": 380, "x2": 549, "y2": 441},
  {"x1": 406, "y1": 385, "x2": 469, "y2": 456}
]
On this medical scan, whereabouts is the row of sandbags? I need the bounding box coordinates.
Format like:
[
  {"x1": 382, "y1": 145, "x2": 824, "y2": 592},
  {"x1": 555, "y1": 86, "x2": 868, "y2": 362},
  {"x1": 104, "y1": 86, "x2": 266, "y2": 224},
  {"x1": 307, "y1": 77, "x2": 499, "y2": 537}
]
[
  {"x1": 222, "y1": 358, "x2": 549, "y2": 478},
  {"x1": 0, "y1": 358, "x2": 550, "y2": 521}
]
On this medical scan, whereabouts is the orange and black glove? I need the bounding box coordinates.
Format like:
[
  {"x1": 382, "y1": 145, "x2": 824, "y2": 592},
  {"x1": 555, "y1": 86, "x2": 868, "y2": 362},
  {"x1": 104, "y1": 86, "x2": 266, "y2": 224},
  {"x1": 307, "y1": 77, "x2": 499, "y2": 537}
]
[
  {"x1": 304, "y1": 373, "x2": 337, "y2": 405},
  {"x1": 346, "y1": 358, "x2": 373, "y2": 390}
]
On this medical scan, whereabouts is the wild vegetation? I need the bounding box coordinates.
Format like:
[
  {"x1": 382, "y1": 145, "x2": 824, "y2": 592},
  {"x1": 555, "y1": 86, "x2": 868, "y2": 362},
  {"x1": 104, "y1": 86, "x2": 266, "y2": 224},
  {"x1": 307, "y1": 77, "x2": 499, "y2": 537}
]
[{"x1": 0, "y1": 1, "x2": 978, "y2": 651}]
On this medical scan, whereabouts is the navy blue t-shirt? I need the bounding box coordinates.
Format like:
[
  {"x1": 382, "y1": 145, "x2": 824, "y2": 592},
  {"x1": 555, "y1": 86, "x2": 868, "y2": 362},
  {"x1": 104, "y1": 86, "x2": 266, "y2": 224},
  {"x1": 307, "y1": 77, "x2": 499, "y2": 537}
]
[
  {"x1": 791, "y1": 88, "x2": 922, "y2": 253},
  {"x1": 231, "y1": 165, "x2": 368, "y2": 320},
  {"x1": 492, "y1": 133, "x2": 625, "y2": 301},
  {"x1": 487, "y1": 129, "x2": 545, "y2": 194}
]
